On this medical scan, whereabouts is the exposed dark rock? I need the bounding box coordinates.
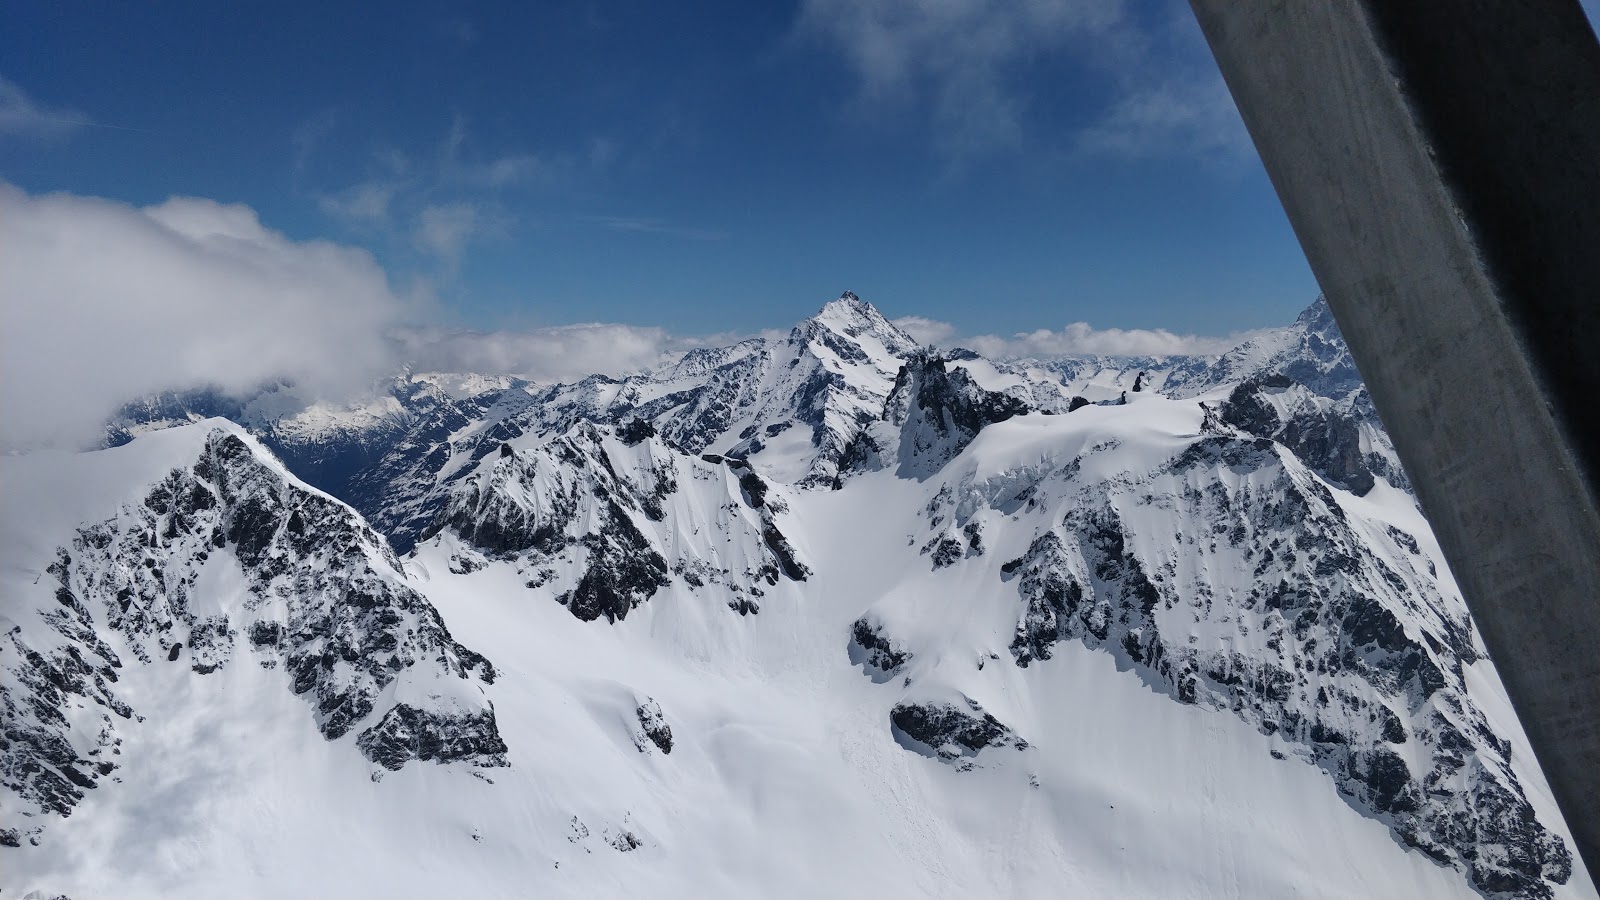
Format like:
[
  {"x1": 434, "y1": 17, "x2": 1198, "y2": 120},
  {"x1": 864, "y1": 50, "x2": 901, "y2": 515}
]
[
  {"x1": 634, "y1": 698, "x2": 673, "y2": 754},
  {"x1": 3, "y1": 429, "x2": 508, "y2": 844},
  {"x1": 1217, "y1": 376, "x2": 1376, "y2": 496},
  {"x1": 885, "y1": 351, "x2": 1030, "y2": 476},
  {"x1": 849, "y1": 618, "x2": 911, "y2": 680},
  {"x1": 617, "y1": 418, "x2": 656, "y2": 446},
  {"x1": 357, "y1": 703, "x2": 509, "y2": 771},
  {"x1": 760, "y1": 524, "x2": 809, "y2": 582},
  {"x1": 560, "y1": 510, "x2": 672, "y2": 624},
  {"x1": 447, "y1": 424, "x2": 805, "y2": 623},
  {"x1": 609, "y1": 830, "x2": 643, "y2": 851},
  {"x1": 989, "y1": 431, "x2": 1570, "y2": 899},
  {"x1": 890, "y1": 697, "x2": 1027, "y2": 765}
]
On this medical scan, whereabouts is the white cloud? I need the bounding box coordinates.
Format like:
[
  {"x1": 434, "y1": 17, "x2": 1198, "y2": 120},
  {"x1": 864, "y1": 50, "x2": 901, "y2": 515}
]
[
  {"x1": 0, "y1": 182, "x2": 419, "y2": 449},
  {"x1": 891, "y1": 315, "x2": 957, "y2": 345},
  {"x1": 0, "y1": 75, "x2": 86, "y2": 139}
]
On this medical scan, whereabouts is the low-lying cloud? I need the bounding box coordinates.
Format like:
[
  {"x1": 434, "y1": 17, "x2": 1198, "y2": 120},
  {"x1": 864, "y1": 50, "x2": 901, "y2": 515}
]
[
  {"x1": 391, "y1": 323, "x2": 703, "y2": 386},
  {"x1": 0, "y1": 182, "x2": 417, "y2": 449},
  {"x1": 0, "y1": 181, "x2": 1264, "y2": 452},
  {"x1": 890, "y1": 315, "x2": 958, "y2": 346},
  {"x1": 0, "y1": 182, "x2": 742, "y2": 449},
  {"x1": 897, "y1": 314, "x2": 1262, "y2": 358}
]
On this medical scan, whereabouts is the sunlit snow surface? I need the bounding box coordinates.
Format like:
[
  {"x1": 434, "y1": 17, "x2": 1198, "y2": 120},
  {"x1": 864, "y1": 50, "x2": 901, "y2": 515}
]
[
  {"x1": 4, "y1": 297, "x2": 1592, "y2": 899},
  {"x1": 2, "y1": 404, "x2": 1590, "y2": 900}
]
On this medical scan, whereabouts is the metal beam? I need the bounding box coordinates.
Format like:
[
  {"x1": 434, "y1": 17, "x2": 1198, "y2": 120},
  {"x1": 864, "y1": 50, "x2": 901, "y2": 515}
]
[{"x1": 1189, "y1": 0, "x2": 1600, "y2": 886}]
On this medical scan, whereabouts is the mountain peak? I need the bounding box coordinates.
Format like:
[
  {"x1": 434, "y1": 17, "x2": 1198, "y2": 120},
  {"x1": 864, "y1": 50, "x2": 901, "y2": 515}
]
[
  {"x1": 815, "y1": 290, "x2": 874, "y2": 321},
  {"x1": 804, "y1": 291, "x2": 919, "y2": 357}
]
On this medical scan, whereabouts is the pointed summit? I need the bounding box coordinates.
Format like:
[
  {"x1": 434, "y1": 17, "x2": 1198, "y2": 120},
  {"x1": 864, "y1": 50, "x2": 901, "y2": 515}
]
[{"x1": 803, "y1": 291, "x2": 920, "y2": 358}]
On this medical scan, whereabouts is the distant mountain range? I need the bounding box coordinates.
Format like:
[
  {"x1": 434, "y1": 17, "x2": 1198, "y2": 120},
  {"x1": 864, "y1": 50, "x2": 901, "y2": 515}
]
[{"x1": 3, "y1": 293, "x2": 1583, "y2": 899}]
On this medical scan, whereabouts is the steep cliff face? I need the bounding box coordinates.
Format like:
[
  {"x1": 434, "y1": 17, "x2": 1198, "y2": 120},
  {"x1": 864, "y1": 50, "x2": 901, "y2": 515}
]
[
  {"x1": 940, "y1": 423, "x2": 1569, "y2": 897},
  {"x1": 880, "y1": 350, "x2": 1034, "y2": 479},
  {"x1": 435, "y1": 421, "x2": 809, "y2": 621},
  {"x1": 2, "y1": 426, "x2": 504, "y2": 847}
]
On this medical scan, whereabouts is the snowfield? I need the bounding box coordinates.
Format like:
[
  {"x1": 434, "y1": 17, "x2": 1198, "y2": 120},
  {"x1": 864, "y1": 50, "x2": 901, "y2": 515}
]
[{"x1": 3, "y1": 295, "x2": 1592, "y2": 899}]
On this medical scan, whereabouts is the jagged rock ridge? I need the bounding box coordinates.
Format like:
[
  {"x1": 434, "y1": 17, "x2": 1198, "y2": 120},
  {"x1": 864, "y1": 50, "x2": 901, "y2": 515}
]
[
  {"x1": 920, "y1": 427, "x2": 1569, "y2": 898},
  {"x1": 1, "y1": 428, "x2": 506, "y2": 846},
  {"x1": 436, "y1": 421, "x2": 810, "y2": 620}
]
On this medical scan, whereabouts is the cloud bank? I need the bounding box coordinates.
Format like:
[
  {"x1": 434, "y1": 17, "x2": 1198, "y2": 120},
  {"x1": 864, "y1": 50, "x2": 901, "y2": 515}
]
[
  {"x1": 897, "y1": 313, "x2": 1262, "y2": 358},
  {"x1": 0, "y1": 182, "x2": 417, "y2": 448},
  {"x1": 391, "y1": 323, "x2": 701, "y2": 386},
  {"x1": 0, "y1": 183, "x2": 736, "y2": 448}
]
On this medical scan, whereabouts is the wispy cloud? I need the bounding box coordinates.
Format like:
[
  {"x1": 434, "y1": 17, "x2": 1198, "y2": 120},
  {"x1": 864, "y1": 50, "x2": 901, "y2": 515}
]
[
  {"x1": 586, "y1": 215, "x2": 726, "y2": 241},
  {"x1": 309, "y1": 118, "x2": 561, "y2": 274},
  {"x1": 439, "y1": 115, "x2": 553, "y2": 189},
  {"x1": 318, "y1": 180, "x2": 399, "y2": 226},
  {"x1": 1077, "y1": 76, "x2": 1245, "y2": 159},
  {"x1": 412, "y1": 202, "x2": 484, "y2": 267},
  {"x1": 795, "y1": 0, "x2": 1121, "y2": 158},
  {"x1": 894, "y1": 313, "x2": 1264, "y2": 358},
  {"x1": 1, "y1": 75, "x2": 145, "y2": 139},
  {"x1": 453, "y1": 153, "x2": 547, "y2": 189},
  {"x1": 438, "y1": 18, "x2": 478, "y2": 46},
  {"x1": 291, "y1": 108, "x2": 339, "y2": 178},
  {"x1": 795, "y1": 0, "x2": 1248, "y2": 163}
]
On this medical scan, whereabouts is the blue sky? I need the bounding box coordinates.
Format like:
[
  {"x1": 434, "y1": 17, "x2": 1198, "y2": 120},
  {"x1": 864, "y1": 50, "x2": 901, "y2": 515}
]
[{"x1": 3, "y1": 0, "x2": 1331, "y2": 340}]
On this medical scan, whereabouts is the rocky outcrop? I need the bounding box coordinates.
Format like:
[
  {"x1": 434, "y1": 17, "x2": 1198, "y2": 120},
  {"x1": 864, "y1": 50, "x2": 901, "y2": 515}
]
[
  {"x1": 633, "y1": 698, "x2": 673, "y2": 754},
  {"x1": 890, "y1": 696, "x2": 1027, "y2": 769},
  {"x1": 884, "y1": 351, "x2": 1030, "y2": 478},
  {"x1": 1, "y1": 428, "x2": 507, "y2": 844},
  {"x1": 357, "y1": 703, "x2": 509, "y2": 771},
  {"x1": 848, "y1": 617, "x2": 911, "y2": 682},
  {"x1": 979, "y1": 434, "x2": 1569, "y2": 899},
  {"x1": 438, "y1": 422, "x2": 809, "y2": 621},
  {"x1": 1214, "y1": 374, "x2": 1377, "y2": 495}
]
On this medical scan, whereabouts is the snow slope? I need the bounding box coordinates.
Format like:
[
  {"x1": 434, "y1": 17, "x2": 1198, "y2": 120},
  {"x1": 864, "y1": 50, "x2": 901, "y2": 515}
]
[{"x1": 4, "y1": 294, "x2": 1591, "y2": 899}]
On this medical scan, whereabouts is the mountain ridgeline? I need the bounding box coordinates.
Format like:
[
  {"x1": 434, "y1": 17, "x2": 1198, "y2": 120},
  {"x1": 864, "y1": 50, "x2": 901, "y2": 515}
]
[{"x1": 1, "y1": 293, "x2": 1579, "y2": 899}]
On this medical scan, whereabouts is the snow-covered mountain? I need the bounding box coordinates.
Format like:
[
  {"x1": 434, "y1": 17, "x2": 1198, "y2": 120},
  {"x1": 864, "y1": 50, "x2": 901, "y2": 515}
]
[{"x1": 4, "y1": 293, "x2": 1588, "y2": 899}]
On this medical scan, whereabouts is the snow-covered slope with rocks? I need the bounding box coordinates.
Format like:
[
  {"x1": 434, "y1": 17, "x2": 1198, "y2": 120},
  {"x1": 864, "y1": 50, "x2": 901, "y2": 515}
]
[
  {"x1": 6, "y1": 292, "x2": 1588, "y2": 899},
  {"x1": 1, "y1": 424, "x2": 504, "y2": 849}
]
